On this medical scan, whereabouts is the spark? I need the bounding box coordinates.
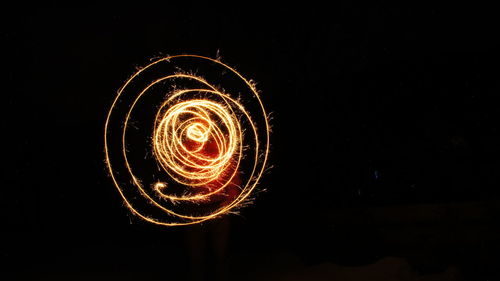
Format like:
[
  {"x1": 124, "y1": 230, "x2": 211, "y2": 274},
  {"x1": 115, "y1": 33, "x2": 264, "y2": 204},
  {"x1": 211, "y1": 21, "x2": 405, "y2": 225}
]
[{"x1": 104, "y1": 55, "x2": 270, "y2": 226}]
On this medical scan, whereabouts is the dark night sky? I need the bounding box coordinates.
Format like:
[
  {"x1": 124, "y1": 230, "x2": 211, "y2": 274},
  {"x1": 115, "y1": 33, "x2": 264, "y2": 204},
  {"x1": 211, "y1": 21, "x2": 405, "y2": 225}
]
[{"x1": 2, "y1": 3, "x2": 500, "y2": 281}]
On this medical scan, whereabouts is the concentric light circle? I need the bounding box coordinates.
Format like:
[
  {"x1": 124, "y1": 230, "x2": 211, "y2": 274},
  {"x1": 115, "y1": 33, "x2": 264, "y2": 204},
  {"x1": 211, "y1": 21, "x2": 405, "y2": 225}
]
[{"x1": 104, "y1": 55, "x2": 269, "y2": 226}]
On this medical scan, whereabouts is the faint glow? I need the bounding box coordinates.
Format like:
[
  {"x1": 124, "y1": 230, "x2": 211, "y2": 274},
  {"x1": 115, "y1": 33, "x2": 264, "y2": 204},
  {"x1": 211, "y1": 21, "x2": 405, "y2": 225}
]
[{"x1": 104, "y1": 55, "x2": 270, "y2": 226}]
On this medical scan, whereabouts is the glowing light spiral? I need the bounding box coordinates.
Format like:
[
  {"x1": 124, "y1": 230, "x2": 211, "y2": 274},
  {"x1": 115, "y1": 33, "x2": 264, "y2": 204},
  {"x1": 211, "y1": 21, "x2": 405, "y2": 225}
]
[{"x1": 104, "y1": 55, "x2": 269, "y2": 226}]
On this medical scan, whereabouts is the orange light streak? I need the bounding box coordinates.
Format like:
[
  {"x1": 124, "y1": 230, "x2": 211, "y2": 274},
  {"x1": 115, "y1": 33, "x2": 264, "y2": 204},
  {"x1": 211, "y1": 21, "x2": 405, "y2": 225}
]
[{"x1": 104, "y1": 55, "x2": 270, "y2": 226}]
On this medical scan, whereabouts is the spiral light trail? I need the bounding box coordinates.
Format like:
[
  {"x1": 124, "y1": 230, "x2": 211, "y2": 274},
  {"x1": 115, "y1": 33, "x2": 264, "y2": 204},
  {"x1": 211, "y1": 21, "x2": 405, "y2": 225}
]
[{"x1": 104, "y1": 55, "x2": 269, "y2": 226}]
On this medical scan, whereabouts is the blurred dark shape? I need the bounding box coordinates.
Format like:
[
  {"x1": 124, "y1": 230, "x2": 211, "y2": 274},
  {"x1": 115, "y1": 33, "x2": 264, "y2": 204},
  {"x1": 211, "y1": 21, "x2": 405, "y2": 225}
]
[
  {"x1": 185, "y1": 217, "x2": 231, "y2": 281},
  {"x1": 234, "y1": 256, "x2": 461, "y2": 281}
]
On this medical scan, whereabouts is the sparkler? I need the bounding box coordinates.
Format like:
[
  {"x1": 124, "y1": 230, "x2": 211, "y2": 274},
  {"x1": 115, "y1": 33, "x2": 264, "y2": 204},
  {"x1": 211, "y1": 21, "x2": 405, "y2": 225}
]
[{"x1": 104, "y1": 55, "x2": 269, "y2": 226}]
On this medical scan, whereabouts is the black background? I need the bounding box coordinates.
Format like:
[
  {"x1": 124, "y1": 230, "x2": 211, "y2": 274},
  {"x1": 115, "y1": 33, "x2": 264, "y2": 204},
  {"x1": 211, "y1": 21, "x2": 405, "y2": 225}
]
[{"x1": 2, "y1": 3, "x2": 500, "y2": 281}]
